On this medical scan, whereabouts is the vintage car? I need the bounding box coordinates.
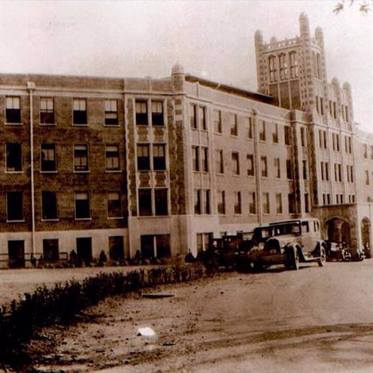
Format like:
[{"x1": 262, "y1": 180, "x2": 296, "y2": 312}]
[{"x1": 237, "y1": 219, "x2": 327, "y2": 271}]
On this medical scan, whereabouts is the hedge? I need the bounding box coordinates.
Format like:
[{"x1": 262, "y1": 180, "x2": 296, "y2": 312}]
[{"x1": 0, "y1": 263, "x2": 206, "y2": 370}]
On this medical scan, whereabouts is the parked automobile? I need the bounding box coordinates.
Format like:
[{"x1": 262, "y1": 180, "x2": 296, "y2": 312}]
[
  {"x1": 326, "y1": 241, "x2": 352, "y2": 262},
  {"x1": 237, "y1": 218, "x2": 327, "y2": 271}
]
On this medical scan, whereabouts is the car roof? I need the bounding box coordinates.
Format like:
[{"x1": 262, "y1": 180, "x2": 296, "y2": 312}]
[{"x1": 255, "y1": 218, "x2": 319, "y2": 229}]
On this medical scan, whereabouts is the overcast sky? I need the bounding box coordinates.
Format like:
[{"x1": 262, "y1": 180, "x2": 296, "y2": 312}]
[{"x1": 0, "y1": 0, "x2": 372, "y2": 132}]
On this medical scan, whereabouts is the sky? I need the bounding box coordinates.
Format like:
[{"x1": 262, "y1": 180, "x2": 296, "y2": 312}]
[{"x1": 0, "y1": 0, "x2": 372, "y2": 132}]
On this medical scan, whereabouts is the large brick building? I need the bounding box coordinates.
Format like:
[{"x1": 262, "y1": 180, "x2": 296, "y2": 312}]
[{"x1": 0, "y1": 13, "x2": 372, "y2": 268}]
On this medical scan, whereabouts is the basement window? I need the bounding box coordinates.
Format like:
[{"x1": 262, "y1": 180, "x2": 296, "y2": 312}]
[
  {"x1": 6, "y1": 143, "x2": 22, "y2": 172},
  {"x1": 6, "y1": 96, "x2": 21, "y2": 124}
]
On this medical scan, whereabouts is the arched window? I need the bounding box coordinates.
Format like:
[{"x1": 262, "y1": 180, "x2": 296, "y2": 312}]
[
  {"x1": 289, "y1": 51, "x2": 298, "y2": 78},
  {"x1": 278, "y1": 53, "x2": 287, "y2": 80},
  {"x1": 268, "y1": 55, "x2": 277, "y2": 82}
]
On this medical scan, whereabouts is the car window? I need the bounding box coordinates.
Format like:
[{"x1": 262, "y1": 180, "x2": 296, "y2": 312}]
[
  {"x1": 291, "y1": 224, "x2": 301, "y2": 235},
  {"x1": 301, "y1": 222, "x2": 309, "y2": 234}
]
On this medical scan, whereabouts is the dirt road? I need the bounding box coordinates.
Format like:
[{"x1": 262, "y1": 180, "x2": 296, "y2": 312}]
[{"x1": 31, "y1": 261, "x2": 373, "y2": 372}]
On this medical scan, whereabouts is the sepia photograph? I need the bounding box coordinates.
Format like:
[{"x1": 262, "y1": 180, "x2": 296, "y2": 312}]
[{"x1": 0, "y1": 0, "x2": 373, "y2": 372}]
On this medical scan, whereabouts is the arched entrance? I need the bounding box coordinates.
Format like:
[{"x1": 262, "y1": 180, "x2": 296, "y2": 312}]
[
  {"x1": 326, "y1": 217, "x2": 351, "y2": 246},
  {"x1": 361, "y1": 217, "x2": 371, "y2": 257}
]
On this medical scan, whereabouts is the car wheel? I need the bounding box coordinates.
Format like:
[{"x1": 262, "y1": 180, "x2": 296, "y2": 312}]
[
  {"x1": 293, "y1": 247, "x2": 300, "y2": 270},
  {"x1": 318, "y1": 245, "x2": 326, "y2": 267}
]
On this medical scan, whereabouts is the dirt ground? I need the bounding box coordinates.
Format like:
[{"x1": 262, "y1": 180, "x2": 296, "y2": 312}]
[{"x1": 21, "y1": 260, "x2": 373, "y2": 373}]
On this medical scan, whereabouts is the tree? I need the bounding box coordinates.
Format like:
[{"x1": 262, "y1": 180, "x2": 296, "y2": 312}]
[{"x1": 334, "y1": 0, "x2": 372, "y2": 13}]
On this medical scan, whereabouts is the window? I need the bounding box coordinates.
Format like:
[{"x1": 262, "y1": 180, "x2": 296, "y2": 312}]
[
  {"x1": 6, "y1": 143, "x2": 22, "y2": 172},
  {"x1": 194, "y1": 189, "x2": 201, "y2": 214},
  {"x1": 217, "y1": 191, "x2": 226, "y2": 214},
  {"x1": 199, "y1": 106, "x2": 207, "y2": 130},
  {"x1": 273, "y1": 123, "x2": 279, "y2": 143},
  {"x1": 138, "y1": 189, "x2": 152, "y2": 216},
  {"x1": 274, "y1": 158, "x2": 281, "y2": 178},
  {"x1": 204, "y1": 190, "x2": 211, "y2": 214},
  {"x1": 300, "y1": 127, "x2": 307, "y2": 146},
  {"x1": 279, "y1": 53, "x2": 287, "y2": 80},
  {"x1": 6, "y1": 96, "x2": 21, "y2": 123},
  {"x1": 234, "y1": 191, "x2": 242, "y2": 214},
  {"x1": 284, "y1": 126, "x2": 291, "y2": 145},
  {"x1": 40, "y1": 144, "x2": 56, "y2": 172},
  {"x1": 213, "y1": 109, "x2": 222, "y2": 133},
  {"x1": 43, "y1": 239, "x2": 59, "y2": 262},
  {"x1": 247, "y1": 154, "x2": 254, "y2": 176},
  {"x1": 153, "y1": 144, "x2": 166, "y2": 170},
  {"x1": 286, "y1": 159, "x2": 293, "y2": 179},
  {"x1": 75, "y1": 192, "x2": 90, "y2": 219},
  {"x1": 42, "y1": 191, "x2": 58, "y2": 220},
  {"x1": 74, "y1": 145, "x2": 88, "y2": 172},
  {"x1": 40, "y1": 98, "x2": 54, "y2": 125},
  {"x1": 192, "y1": 146, "x2": 200, "y2": 171},
  {"x1": 289, "y1": 51, "x2": 298, "y2": 78},
  {"x1": 261, "y1": 156, "x2": 268, "y2": 177},
  {"x1": 248, "y1": 117, "x2": 253, "y2": 139},
  {"x1": 190, "y1": 103, "x2": 197, "y2": 129},
  {"x1": 320, "y1": 97, "x2": 324, "y2": 116},
  {"x1": 152, "y1": 101, "x2": 164, "y2": 126},
  {"x1": 276, "y1": 193, "x2": 282, "y2": 214},
  {"x1": 371, "y1": 146, "x2": 373, "y2": 160},
  {"x1": 137, "y1": 144, "x2": 150, "y2": 170},
  {"x1": 268, "y1": 55, "x2": 277, "y2": 82},
  {"x1": 249, "y1": 192, "x2": 256, "y2": 214},
  {"x1": 366, "y1": 170, "x2": 370, "y2": 185},
  {"x1": 155, "y1": 189, "x2": 168, "y2": 216},
  {"x1": 7, "y1": 192, "x2": 23, "y2": 221},
  {"x1": 288, "y1": 193, "x2": 296, "y2": 214},
  {"x1": 230, "y1": 114, "x2": 238, "y2": 136},
  {"x1": 73, "y1": 99, "x2": 87, "y2": 125},
  {"x1": 259, "y1": 120, "x2": 266, "y2": 141},
  {"x1": 303, "y1": 160, "x2": 307, "y2": 180},
  {"x1": 232, "y1": 152, "x2": 240, "y2": 175},
  {"x1": 263, "y1": 192, "x2": 270, "y2": 214},
  {"x1": 216, "y1": 150, "x2": 224, "y2": 174},
  {"x1": 269, "y1": 55, "x2": 277, "y2": 82},
  {"x1": 201, "y1": 147, "x2": 209, "y2": 172},
  {"x1": 364, "y1": 144, "x2": 368, "y2": 159},
  {"x1": 105, "y1": 145, "x2": 120, "y2": 171},
  {"x1": 107, "y1": 192, "x2": 122, "y2": 218},
  {"x1": 304, "y1": 193, "x2": 310, "y2": 213},
  {"x1": 105, "y1": 99, "x2": 118, "y2": 125},
  {"x1": 325, "y1": 162, "x2": 329, "y2": 181},
  {"x1": 136, "y1": 100, "x2": 148, "y2": 125},
  {"x1": 320, "y1": 161, "x2": 324, "y2": 181}
]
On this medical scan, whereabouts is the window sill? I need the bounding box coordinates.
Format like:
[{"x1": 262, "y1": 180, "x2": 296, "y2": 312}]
[
  {"x1": 104, "y1": 123, "x2": 120, "y2": 127},
  {"x1": 214, "y1": 132, "x2": 223, "y2": 136},
  {"x1": 6, "y1": 219, "x2": 25, "y2": 223},
  {"x1": 105, "y1": 170, "x2": 122, "y2": 173},
  {"x1": 72, "y1": 123, "x2": 88, "y2": 127},
  {"x1": 40, "y1": 170, "x2": 58, "y2": 174},
  {"x1": 40, "y1": 123, "x2": 57, "y2": 126},
  {"x1": 5, "y1": 171, "x2": 23, "y2": 174},
  {"x1": 137, "y1": 215, "x2": 170, "y2": 218},
  {"x1": 136, "y1": 124, "x2": 149, "y2": 127},
  {"x1": 75, "y1": 217, "x2": 92, "y2": 221},
  {"x1": 41, "y1": 218, "x2": 59, "y2": 222},
  {"x1": 107, "y1": 216, "x2": 124, "y2": 220},
  {"x1": 74, "y1": 170, "x2": 90, "y2": 174},
  {"x1": 247, "y1": 174, "x2": 255, "y2": 177},
  {"x1": 5, "y1": 122, "x2": 23, "y2": 126},
  {"x1": 152, "y1": 124, "x2": 166, "y2": 128}
]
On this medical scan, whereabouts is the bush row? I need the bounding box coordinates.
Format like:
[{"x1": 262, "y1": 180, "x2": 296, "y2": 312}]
[{"x1": 0, "y1": 263, "x2": 206, "y2": 368}]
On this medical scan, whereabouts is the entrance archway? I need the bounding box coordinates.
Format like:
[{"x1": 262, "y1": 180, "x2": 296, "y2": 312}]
[
  {"x1": 326, "y1": 217, "x2": 351, "y2": 246},
  {"x1": 361, "y1": 217, "x2": 371, "y2": 257}
]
